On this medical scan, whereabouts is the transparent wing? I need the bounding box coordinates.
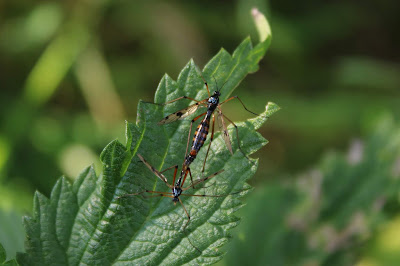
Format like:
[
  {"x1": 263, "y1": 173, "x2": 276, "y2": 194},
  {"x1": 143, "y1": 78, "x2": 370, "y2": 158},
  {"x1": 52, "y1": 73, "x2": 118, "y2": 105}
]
[
  {"x1": 158, "y1": 100, "x2": 207, "y2": 125},
  {"x1": 217, "y1": 107, "x2": 233, "y2": 154}
]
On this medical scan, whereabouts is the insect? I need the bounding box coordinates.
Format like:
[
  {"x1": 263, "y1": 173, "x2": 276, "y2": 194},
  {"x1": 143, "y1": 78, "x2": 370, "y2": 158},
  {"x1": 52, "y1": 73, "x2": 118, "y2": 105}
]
[
  {"x1": 118, "y1": 154, "x2": 224, "y2": 230},
  {"x1": 118, "y1": 154, "x2": 241, "y2": 251},
  {"x1": 157, "y1": 76, "x2": 258, "y2": 185}
]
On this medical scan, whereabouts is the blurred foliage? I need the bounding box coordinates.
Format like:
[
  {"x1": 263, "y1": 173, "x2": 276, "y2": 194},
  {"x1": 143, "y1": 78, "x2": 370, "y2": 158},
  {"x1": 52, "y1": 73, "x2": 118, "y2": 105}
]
[
  {"x1": 0, "y1": 0, "x2": 399, "y2": 264},
  {"x1": 220, "y1": 114, "x2": 400, "y2": 265},
  {"x1": 0, "y1": 210, "x2": 24, "y2": 263},
  {"x1": 1, "y1": 242, "x2": 14, "y2": 265}
]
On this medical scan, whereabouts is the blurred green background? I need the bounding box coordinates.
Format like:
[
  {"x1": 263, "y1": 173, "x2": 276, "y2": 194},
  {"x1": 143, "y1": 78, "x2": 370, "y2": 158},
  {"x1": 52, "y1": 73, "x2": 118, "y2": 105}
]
[{"x1": 0, "y1": 0, "x2": 399, "y2": 264}]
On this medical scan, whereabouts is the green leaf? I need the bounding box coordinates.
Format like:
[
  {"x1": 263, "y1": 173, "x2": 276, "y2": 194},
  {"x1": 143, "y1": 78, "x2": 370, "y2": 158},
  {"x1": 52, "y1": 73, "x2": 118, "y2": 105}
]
[
  {"x1": 0, "y1": 242, "x2": 18, "y2": 265},
  {"x1": 17, "y1": 13, "x2": 278, "y2": 265},
  {"x1": 0, "y1": 244, "x2": 5, "y2": 264},
  {"x1": 0, "y1": 209, "x2": 25, "y2": 262},
  {"x1": 222, "y1": 184, "x2": 308, "y2": 266}
]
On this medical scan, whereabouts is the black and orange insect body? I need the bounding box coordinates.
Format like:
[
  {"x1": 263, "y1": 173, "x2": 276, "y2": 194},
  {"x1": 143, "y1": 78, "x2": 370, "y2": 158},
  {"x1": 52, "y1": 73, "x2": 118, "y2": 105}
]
[
  {"x1": 118, "y1": 154, "x2": 226, "y2": 230},
  {"x1": 184, "y1": 90, "x2": 219, "y2": 166},
  {"x1": 117, "y1": 154, "x2": 245, "y2": 252},
  {"x1": 157, "y1": 76, "x2": 257, "y2": 177}
]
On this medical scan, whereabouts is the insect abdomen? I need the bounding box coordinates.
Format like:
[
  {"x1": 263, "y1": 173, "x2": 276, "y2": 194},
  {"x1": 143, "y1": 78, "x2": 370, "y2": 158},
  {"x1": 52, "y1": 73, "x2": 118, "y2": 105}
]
[{"x1": 184, "y1": 118, "x2": 210, "y2": 165}]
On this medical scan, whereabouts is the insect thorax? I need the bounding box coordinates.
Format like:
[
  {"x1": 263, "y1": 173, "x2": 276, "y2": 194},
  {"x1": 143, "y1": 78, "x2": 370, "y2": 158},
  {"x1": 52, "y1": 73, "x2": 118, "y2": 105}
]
[
  {"x1": 208, "y1": 96, "x2": 219, "y2": 105},
  {"x1": 172, "y1": 187, "x2": 182, "y2": 198}
]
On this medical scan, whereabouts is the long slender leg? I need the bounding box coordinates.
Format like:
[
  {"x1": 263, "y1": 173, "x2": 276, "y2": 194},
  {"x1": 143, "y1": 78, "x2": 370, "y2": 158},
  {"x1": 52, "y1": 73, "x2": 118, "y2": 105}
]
[
  {"x1": 178, "y1": 198, "x2": 201, "y2": 253},
  {"x1": 221, "y1": 114, "x2": 253, "y2": 163},
  {"x1": 137, "y1": 154, "x2": 173, "y2": 188},
  {"x1": 117, "y1": 190, "x2": 173, "y2": 199},
  {"x1": 202, "y1": 114, "x2": 215, "y2": 172},
  {"x1": 185, "y1": 112, "x2": 207, "y2": 161},
  {"x1": 219, "y1": 96, "x2": 258, "y2": 116},
  {"x1": 199, "y1": 74, "x2": 211, "y2": 97},
  {"x1": 188, "y1": 180, "x2": 216, "y2": 191},
  {"x1": 182, "y1": 169, "x2": 224, "y2": 191},
  {"x1": 181, "y1": 168, "x2": 194, "y2": 188},
  {"x1": 143, "y1": 95, "x2": 202, "y2": 106},
  {"x1": 143, "y1": 194, "x2": 174, "y2": 199},
  {"x1": 159, "y1": 164, "x2": 178, "y2": 187},
  {"x1": 181, "y1": 190, "x2": 243, "y2": 198},
  {"x1": 188, "y1": 168, "x2": 194, "y2": 189},
  {"x1": 160, "y1": 164, "x2": 178, "y2": 174},
  {"x1": 172, "y1": 164, "x2": 178, "y2": 186},
  {"x1": 179, "y1": 198, "x2": 191, "y2": 230},
  {"x1": 185, "y1": 168, "x2": 216, "y2": 191}
]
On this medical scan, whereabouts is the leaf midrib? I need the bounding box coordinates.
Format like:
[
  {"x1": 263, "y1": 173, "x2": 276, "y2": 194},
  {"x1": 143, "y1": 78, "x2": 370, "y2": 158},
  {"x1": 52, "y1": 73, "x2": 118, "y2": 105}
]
[
  {"x1": 112, "y1": 118, "x2": 252, "y2": 265},
  {"x1": 157, "y1": 123, "x2": 256, "y2": 265}
]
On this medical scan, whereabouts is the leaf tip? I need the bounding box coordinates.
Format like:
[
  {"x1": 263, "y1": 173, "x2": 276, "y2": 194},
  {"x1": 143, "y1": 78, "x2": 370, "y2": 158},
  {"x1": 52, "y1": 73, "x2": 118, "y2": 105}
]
[
  {"x1": 251, "y1": 8, "x2": 272, "y2": 43},
  {"x1": 266, "y1": 102, "x2": 280, "y2": 114},
  {"x1": 100, "y1": 139, "x2": 120, "y2": 164},
  {"x1": 248, "y1": 102, "x2": 279, "y2": 130}
]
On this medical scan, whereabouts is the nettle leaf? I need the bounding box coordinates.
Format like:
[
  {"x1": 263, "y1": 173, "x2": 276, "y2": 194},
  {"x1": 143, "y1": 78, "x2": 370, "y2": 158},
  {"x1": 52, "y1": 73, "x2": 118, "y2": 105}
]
[
  {"x1": 0, "y1": 209, "x2": 25, "y2": 263},
  {"x1": 17, "y1": 12, "x2": 278, "y2": 266},
  {"x1": 1, "y1": 243, "x2": 18, "y2": 265}
]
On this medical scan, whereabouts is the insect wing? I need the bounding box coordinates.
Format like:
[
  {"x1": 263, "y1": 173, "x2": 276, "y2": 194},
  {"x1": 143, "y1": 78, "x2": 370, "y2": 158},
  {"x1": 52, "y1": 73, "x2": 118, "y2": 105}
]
[
  {"x1": 158, "y1": 101, "x2": 206, "y2": 125},
  {"x1": 217, "y1": 108, "x2": 233, "y2": 154}
]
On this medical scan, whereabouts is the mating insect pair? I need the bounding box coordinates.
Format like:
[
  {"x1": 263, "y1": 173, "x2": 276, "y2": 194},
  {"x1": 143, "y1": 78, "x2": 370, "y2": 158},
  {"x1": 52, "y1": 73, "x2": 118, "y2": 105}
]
[
  {"x1": 117, "y1": 153, "x2": 242, "y2": 252},
  {"x1": 118, "y1": 75, "x2": 256, "y2": 251},
  {"x1": 118, "y1": 154, "x2": 229, "y2": 230},
  {"x1": 155, "y1": 76, "x2": 258, "y2": 187}
]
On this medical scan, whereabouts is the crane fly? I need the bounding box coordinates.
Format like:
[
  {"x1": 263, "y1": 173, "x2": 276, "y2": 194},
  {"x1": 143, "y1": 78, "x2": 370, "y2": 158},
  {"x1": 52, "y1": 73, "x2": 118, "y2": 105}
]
[
  {"x1": 117, "y1": 154, "x2": 242, "y2": 252},
  {"x1": 157, "y1": 76, "x2": 258, "y2": 186}
]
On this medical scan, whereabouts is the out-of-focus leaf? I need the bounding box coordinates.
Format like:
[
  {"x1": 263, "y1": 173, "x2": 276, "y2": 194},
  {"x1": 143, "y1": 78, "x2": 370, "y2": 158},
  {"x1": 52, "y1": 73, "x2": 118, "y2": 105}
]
[
  {"x1": 0, "y1": 209, "x2": 25, "y2": 262},
  {"x1": 222, "y1": 184, "x2": 309, "y2": 266},
  {"x1": 335, "y1": 56, "x2": 400, "y2": 92},
  {"x1": 0, "y1": 243, "x2": 5, "y2": 263},
  {"x1": 0, "y1": 242, "x2": 19, "y2": 265},
  {"x1": 221, "y1": 114, "x2": 400, "y2": 265}
]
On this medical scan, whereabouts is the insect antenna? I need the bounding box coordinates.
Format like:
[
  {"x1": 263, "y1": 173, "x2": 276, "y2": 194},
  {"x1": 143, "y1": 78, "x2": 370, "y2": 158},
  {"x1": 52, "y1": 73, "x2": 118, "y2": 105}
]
[
  {"x1": 212, "y1": 76, "x2": 219, "y2": 91},
  {"x1": 213, "y1": 75, "x2": 229, "y2": 93}
]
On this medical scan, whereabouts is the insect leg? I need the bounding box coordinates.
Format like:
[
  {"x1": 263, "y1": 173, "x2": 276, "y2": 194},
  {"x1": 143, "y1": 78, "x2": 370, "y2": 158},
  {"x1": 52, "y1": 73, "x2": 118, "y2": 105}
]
[
  {"x1": 160, "y1": 164, "x2": 178, "y2": 187},
  {"x1": 117, "y1": 190, "x2": 173, "y2": 199},
  {"x1": 182, "y1": 169, "x2": 224, "y2": 191},
  {"x1": 143, "y1": 194, "x2": 174, "y2": 199},
  {"x1": 181, "y1": 189, "x2": 244, "y2": 198},
  {"x1": 178, "y1": 198, "x2": 202, "y2": 253},
  {"x1": 142, "y1": 96, "x2": 202, "y2": 106},
  {"x1": 160, "y1": 164, "x2": 178, "y2": 174},
  {"x1": 199, "y1": 74, "x2": 211, "y2": 97},
  {"x1": 172, "y1": 164, "x2": 178, "y2": 186},
  {"x1": 220, "y1": 114, "x2": 254, "y2": 164},
  {"x1": 181, "y1": 168, "x2": 194, "y2": 188},
  {"x1": 201, "y1": 114, "x2": 215, "y2": 172},
  {"x1": 178, "y1": 197, "x2": 191, "y2": 230},
  {"x1": 219, "y1": 96, "x2": 258, "y2": 116},
  {"x1": 137, "y1": 154, "x2": 173, "y2": 188}
]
